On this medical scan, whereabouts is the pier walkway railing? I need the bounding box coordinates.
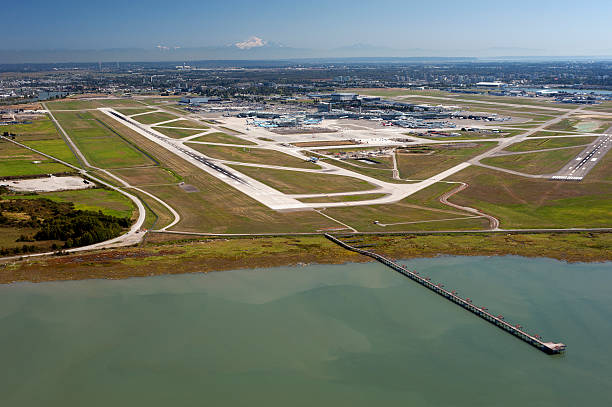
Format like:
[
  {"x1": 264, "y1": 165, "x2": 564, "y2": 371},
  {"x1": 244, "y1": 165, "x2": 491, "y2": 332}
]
[{"x1": 324, "y1": 233, "x2": 566, "y2": 355}]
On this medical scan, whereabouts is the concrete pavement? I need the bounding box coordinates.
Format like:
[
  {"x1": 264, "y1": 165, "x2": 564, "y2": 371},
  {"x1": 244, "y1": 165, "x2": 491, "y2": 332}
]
[
  {"x1": 99, "y1": 108, "x2": 312, "y2": 211},
  {"x1": 551, "y1": 134, "x2": 612, "y2": 181},
  {"x1": 0, "y1": 136, "x2": 147, "y2": 253}
]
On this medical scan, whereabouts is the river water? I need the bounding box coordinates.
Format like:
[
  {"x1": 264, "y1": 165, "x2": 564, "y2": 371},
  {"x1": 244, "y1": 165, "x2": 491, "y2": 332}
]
[{"x1": 0, "y1": 256, "x2": 611, "y2": 406}]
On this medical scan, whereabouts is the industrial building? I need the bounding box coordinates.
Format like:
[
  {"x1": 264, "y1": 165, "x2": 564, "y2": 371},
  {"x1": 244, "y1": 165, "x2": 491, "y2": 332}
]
[
  {"x1": 179, "y1": 96, "x2": 222, "y2": 105},
  {"x1": 330, "y1": 93, "x2": 358, "y2": 102},
  {"x1": 476, "y1": 81, "x2": 506, "y2": 88}
]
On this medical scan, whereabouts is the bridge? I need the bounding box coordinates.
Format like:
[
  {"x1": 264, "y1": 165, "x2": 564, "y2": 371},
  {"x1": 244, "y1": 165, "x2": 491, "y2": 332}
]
[{"x1": 324, "y1": 233, "x2": 566, "y2": 355}]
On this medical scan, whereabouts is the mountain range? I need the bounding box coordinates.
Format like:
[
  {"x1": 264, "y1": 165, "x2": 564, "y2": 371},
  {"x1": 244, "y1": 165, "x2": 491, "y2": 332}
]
[{"x1": 1, "y1": 38, "x2": 611, "y2": 64}]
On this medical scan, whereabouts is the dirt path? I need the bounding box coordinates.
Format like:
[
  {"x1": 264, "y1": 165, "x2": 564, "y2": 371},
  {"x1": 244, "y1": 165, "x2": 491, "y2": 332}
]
[{"x1": 438, "y1": 182, "x2": 500, "y2": 230}]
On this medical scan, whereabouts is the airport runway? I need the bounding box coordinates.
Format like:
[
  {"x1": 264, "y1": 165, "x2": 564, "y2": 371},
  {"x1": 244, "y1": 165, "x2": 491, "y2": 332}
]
[
  {"x1": 99, "y1": 108, "x2": 311, "y2": 211},
  {"x1": 551, "y1": 134, "x2": 612, "y2": 181},
  {"x1": 100, "y1": 109, "x2": 487, "y2": 212}
]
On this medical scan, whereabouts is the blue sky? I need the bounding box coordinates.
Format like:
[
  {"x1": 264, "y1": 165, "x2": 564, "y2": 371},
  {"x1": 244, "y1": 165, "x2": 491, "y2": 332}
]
[{"x1": 4, "y1": 0, "x2": 612, "y2": 55}]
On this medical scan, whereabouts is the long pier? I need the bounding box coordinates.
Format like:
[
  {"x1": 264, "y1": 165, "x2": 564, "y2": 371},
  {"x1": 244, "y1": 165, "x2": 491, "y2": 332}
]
[{"x1": 325, "y1": 234, "x2": 566, "y2": 355}]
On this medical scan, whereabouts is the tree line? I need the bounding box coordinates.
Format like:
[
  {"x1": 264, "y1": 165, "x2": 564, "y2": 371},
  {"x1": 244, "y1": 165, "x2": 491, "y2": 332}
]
[{"x1": 0, "y1": 197, "x2": 131, "y2": 251}]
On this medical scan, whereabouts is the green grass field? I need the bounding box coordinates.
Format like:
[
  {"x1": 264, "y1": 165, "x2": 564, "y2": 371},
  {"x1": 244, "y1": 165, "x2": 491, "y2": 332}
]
[
  {"x1": 0, "y1": 140, "x2": 73, "y2": 177},
  {"x1": 504, "y1": 137, "x2": 595, "y2": 152},
  {"x1": 449, "y1": 94, "x2": 573, "y2": 109},
  {"x1": 97, "y1": 99, "x2": 145, "y2": 108},
  {"x1": 481, "y1": 147, "x2": 583, "y2": 174},
  {"x1": 412, "y1": 130, "x2": 520, "y2": 141},
  {"x1": 5, "y1": 232, "x2": 611, "y2": 284},
  {"x1": 141, "y1": 181, "x2": 339, "y2": 233},
  {"x1": 2, "y1": 116, "x2": 60, "y2": 140},
  {"x1": 527, "y1": 131, "x2": 580, "y2": 138},
  {"x1": 0, "y1": 226, "x2": 63, "y2": 253},
  {"x1": 298, "y1": 193, "x2": 388, "y2": 203},
  {"x1": 96, "y1": 121, "x2": 343, "y2": 233},
  {"x1": 53, "y1": 111, "x2": 154, "y2": 168},
  {"x1": 45, "y1": 99, "x2": 102, "y2": 110},
  {"x1": 111, "y1": 166, "x2": 180, "y2": 186},
  {"x1": 27, "y1": 96, "x2": 609, "y2": 236},
  {"x1": 545, "y1": 119, "x2": 580, "y2": 132},
  {"x1": 321, "y1": 158, "x2": 408, "y2": 184},
  {"x1": 316, "y1": 146, "x2": 380, "y2": 155},
  {"x1": 341, "y1": 233, "x2": 612, "y2": 263},
  {"x1": 46, "y1": 98, "x2": 145, "y2": 110},
  {"x1": 129, "y1": 189, "x2": 176, "y2": 230},
  {"x1": 165, "y1": 119, "x2": 210, "y2": 129},
  {"x1": 582, "y1": 102, "x2": 612, "y2": 113},
  {"x1": 292, "y1": 140, "x2": 356, "y2": 147},
  {"x1": 572, "y1": 120, "x2": 605, "y2": 133},
  {"x1": 500, "y1": 122, "x2": 554, "y2": 129},
  {"x1": 396, "y1": 143, "x2": 496, "y2": 179},
  {"x1": 345, "y1": 156, "x2": 395, "y2": 169},
  {"x1": 0, "y1": 159, "x2": 70, "y2": 177},
  {"x1": 321, "y1": 199, "x2": 486, "y2": 232},
  {"x1": 115, "y1": 108, "x2": 156, "y2": 116},
  {"x1": 374, "y1": 95, "x2": 569, "y2": 116},
  {"x1": 46, "y1": 98, "x2": 146, "y2": 110},
  {"x1": 447, "y1": 165, "x2": 612, "y2": 229},
  {"x1": 594, "y1": 122, "x2": 612, "y2": 133},
  {"x1": 187, "y1": 144, "x2": 319, "y2": 168},
  {"x1": 219, "y1": 126, "x2": 244, "y2": 135},
  {"x1": 402, "y1": 181, "x2": 462, "y2": 211},
  {"x1": 152, "y1": 127, "x2": 203, "y2": 139},
  {"x1": 20, "y1": 139, "x2": 79, "y2": 166},
  {"x1": 140, "y1": 97, "x2": 182, "y2": 105},
  {"x1": 2, "y1": 116, "x2": 79, "y2": 166},
  {"x1": 228, "y1": 165, "x2": 377, "y2": 194},
  {"x1": 4, "y1": 188, "x2": 135, "y2": 219},
  {"x1": 131, "y1": 111, "x2": 179, "y2": 125},
  {"x1": 315, "y1": 180, "x2": 490, "y2": 232},
  {"x1": 349, "y1": 88, "x2": 575, "y2": 110},
  {"x1": 190, "y1": 132, "x2": 254, "y2": 145},
  {"x1": 158, "y1": 104, "x2": 192, "y2": 115}
]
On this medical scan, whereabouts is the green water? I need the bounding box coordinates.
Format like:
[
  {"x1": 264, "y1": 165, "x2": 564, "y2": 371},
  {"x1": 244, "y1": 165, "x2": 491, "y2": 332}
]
[
  {"x1": 1, "y1": 256, "x2": 611, "y2": 406},
  {"x1": 573, "y1": 121, "x2": 600, "y2": 133}
]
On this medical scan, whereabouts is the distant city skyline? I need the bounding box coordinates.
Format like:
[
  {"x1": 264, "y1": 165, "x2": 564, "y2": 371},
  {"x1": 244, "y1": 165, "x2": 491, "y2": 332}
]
[{"x1": 4, "y1": 0, "x2": 612, "y2": 62}]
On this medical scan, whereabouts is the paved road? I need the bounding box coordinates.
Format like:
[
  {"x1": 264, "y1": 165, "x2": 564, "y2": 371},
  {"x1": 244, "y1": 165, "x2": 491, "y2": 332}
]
[
  {"x1": 149, "y1": 227, "x2": 612, "y2": 237},
  {"x1": 396, "y1": 94, "x2": 601, "y2": 114},
  {"x1": 0, "y1": 136, "x2": 147, "y2": 256},
  {"x1": 551, "y1": 134, "x2": 612, "y2": 181},
  {"x1": 101, "y1": 108, "x2": 484, "y2": 211},
  {"x1": 43, "y1": 105, "x2": 181, "y2": 236},
  {"x1": 474, "y1": 162, "x2": 549, "y2": 179},
  {"x1": 96, "y1": 102, "x2": 599, "y2": 217},
  {"x1": 493, "y1": 144, "x2": 592, "y2": 156},
  {"x1": 100, "y1": 108, "x2": 315, "y2": 211},
  {"x1": 43, "y1": 103, "x2": 89, "y2": 167},
  {"x1": 438, "y1": 182, "x2": 500, "y2": 230},
  {"x1": 214, "y1": 116, "x2": 481, "y2": 208},
  {"x1": 0, "y1": 104, "x2": 185, "y2": 263},
  {"x1": 468, "y1": 107, "x2": 585, "y2": 165},
  {"x1": 391, "y1": 148, "x2": 400, "y2": 180}
]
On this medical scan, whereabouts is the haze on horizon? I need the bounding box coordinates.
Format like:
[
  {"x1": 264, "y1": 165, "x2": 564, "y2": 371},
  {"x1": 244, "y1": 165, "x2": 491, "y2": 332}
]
[{"x1": 4, "y1": 0, "x2": 612, "y2": 63}]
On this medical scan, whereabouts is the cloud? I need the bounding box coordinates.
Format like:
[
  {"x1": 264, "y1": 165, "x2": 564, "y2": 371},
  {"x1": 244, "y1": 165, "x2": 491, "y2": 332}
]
[
  {"x1": 156, "y1": 45, "x2": 181, "y2": 51},
  {"x1": 235, "y1": 36, "x2": 267, "y2": 50}
]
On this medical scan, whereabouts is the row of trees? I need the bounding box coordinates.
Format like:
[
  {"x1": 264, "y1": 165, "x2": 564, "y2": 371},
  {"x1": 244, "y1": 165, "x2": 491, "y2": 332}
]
[
  {"x1": 35, "y1": 210, "x2": 130, "y2": 248},
  {"x1": 0, "y1": 244, "x2": 38, "y2": 256},
  {"x1": 0, "y1": 198, "x2": 131, "y2": 252}
]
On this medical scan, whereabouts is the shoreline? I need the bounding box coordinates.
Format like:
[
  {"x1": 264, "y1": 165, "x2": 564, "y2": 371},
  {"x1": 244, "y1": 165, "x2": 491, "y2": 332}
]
[{"x1": 1, "y1": 232, "x2": 611, "y2": 285}]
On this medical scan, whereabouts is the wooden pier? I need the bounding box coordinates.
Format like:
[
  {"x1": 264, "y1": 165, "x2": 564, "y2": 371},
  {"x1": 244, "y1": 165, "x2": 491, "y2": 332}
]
[{"x1": 325, "y1": 234, "x2": 566, "y2": 355}]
